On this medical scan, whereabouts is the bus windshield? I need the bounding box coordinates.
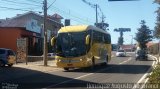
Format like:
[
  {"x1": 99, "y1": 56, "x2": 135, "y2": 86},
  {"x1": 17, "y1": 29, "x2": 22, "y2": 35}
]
[{"x1": 56, "y1": 32, "x2": 87, "y2": 57}]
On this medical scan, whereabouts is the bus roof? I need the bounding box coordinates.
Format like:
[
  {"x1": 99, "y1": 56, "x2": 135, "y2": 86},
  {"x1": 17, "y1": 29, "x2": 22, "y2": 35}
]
[{"x1": 58, "y1": 25, "x2": 109, "y2": 34}]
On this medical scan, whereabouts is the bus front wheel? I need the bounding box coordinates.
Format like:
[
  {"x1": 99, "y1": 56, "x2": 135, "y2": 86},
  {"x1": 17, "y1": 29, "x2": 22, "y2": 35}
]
[
  {"x1": 64, "y1": 68, "x2": 69, "y2": 71},
  {"x1": 92, "y1": 57, "x2": 95, "y2": 68},
  {"x1": 104, "y1": 56, "x2": 108, "y2": 65},
  {"x1": 0, "y1": 60, "x2": 5, "y2": 67}
]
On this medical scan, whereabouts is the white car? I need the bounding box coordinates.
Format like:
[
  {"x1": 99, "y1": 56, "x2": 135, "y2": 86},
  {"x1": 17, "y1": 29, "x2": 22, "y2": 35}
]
[{"x1": 116, "y1": 50, "x2": 126, "y2": 57}]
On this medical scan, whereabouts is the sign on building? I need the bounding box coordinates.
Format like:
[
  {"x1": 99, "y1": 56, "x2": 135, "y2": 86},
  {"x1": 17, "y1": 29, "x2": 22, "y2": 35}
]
[{"x1": 16, "y1": 38, "x2": 28, "y2": 64}]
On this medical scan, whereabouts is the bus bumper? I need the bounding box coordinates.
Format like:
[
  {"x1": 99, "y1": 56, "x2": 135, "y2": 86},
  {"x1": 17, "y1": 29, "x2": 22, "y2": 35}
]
[{"x1": 56, "y1": 59, "x2": 89, "y2": 68}]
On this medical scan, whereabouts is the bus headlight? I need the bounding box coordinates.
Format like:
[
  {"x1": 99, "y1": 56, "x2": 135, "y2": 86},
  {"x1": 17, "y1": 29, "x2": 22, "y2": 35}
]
[
  {"x1": 58, "y1": 59, "x2": 61, "y2": 62},
  {"x1": 80, "y1": 59, "x2": 83, "y2": 61}
]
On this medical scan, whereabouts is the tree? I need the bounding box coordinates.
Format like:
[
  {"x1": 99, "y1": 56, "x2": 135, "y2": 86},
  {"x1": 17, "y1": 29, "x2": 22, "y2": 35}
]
[
  {"x1": 154, "y1": 0, "x2": 160, "y2": 38},
  {"x1": 135, "y1": 20, "x2": 153, "y2": 49},
  {"x1": 118, "y1": 36, "x2": 124, "y2": 46},
  {"x1": 114, "y1": 28, "x2": 131, "y2": 46}
]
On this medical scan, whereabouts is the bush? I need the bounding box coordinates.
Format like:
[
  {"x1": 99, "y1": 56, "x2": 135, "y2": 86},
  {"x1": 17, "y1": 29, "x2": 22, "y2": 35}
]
[{"x1": 148, "y1": 64, "x2": 160, "y2": 84}]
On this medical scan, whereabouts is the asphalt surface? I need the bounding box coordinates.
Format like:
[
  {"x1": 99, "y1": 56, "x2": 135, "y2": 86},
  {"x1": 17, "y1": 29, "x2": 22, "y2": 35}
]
[{"x1": 0, "y1": 52, "x2": 155, "y2": 89}]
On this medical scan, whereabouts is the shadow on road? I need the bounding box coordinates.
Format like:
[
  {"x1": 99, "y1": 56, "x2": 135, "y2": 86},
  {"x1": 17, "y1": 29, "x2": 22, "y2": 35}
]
[
  {"x1": 66, "y1": 64, "x2": 152, "y2": 74},
  {"x1": 0, "y1": 67, "x2": 95, "y2": 89}
]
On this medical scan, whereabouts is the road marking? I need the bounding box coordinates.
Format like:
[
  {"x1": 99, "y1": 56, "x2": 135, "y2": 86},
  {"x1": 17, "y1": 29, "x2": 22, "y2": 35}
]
[
  {"x1": 45, "y1": 57, "x2": 132, "y2": 88},
  {"x1": 132, "y1": 55, "x2": 156, "y2": 89},
  {"x1": 119, "y1": 57, "x2": 132, "y2": 64}
]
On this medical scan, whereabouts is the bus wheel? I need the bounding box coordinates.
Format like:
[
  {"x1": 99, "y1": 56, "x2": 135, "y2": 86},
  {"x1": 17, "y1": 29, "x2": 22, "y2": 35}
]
[
  {"x1": 102, "y1": 56, "x2": 108, "y2": 66},
  {"x1": 104, "y1": 56, "x2": 108, "y2": 66},
  {"x1": 0, "y1": 60, "x2": 5, "y2": 67},
  {"x1": 91, "y1": 57, "x2": 95, "y2": 68},
  {"x1": 64, "y1": 68, "x2": 69, "y2": 71},
  {"x1": 8, "y1": 64, "x2": 13, "y2": 67}
]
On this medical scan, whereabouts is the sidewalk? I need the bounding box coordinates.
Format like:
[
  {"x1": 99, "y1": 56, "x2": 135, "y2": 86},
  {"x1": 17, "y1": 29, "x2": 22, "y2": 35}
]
[{"x1": 13, "y1": 60, "x2": 61, "y2": 73}]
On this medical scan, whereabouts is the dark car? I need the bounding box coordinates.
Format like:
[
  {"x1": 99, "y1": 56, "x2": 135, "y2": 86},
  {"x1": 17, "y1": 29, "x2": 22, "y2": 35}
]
[
  {"x1": 0, "y1": 48, "x2": 16, "y2": 67},
  {"x1": 135, "y1": 49, "x2": 148, "y2": 61}
]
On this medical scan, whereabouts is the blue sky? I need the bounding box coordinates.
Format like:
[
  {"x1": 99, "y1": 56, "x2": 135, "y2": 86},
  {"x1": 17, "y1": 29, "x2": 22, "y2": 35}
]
[{"x1": 0, "y1": 0, "x2": 158, "y2": 44}]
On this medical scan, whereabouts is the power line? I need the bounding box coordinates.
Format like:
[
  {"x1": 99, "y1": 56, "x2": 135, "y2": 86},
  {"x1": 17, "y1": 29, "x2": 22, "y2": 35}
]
[
  {"x1": 1, "y1": 0, "x2": 42, "y2": 6},
  {"x1": 82, "y1": 0, "x2": 96, "y2": 8},
  {"x1": 82, "y1": 0, "x2": 106, "y2": 24},
  {"x1": 49, "y1": 6, "x2": 95, "y2": 24},
  {"x1": 47, "y1": 0, "x2": 56, "y2": 9},
  {"x1": 0, "y1": 6, "x2": 40, "y2": 12},
  {"x1": 0, "y1": 1, "x2": 40, "y2": 10},
  {"x1": 27, "y1": 0, "x2": 42, "y2": 3}
]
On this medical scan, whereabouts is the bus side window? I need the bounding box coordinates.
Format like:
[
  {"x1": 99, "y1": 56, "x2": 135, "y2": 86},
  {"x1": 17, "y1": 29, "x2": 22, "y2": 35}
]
[
  {"x1": 102, "y1": 34, "x2": 105, "y2": 43},
  {"x1": 104, "y1": 34, "x2": 111, "y2": 44}
]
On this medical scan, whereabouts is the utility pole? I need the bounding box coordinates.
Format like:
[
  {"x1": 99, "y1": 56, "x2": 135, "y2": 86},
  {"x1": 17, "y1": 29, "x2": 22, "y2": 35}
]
[
  {"x1": 82, "y1": 0, "x2": 99, "y2": 26},
  {"x1": 43, "y1": 0, "x2": 48, "y2": 66},
  {"x1": 95, "y1": 4, "x2": 98, "y2": 25},
  {"x1": 101, "y1": 14, "x2": 106, "y2": 29}
]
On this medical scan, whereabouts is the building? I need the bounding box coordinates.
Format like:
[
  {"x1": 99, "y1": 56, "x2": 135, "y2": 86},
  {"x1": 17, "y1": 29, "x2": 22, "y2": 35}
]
[
  {"x1": 0, "y1": 27, "x2": 42, "y2": 55},
  {"x1": 120, "y1": 44, "x2": 136, "y2": 52},
  {"x1": 0, "y1": 11, "x2": 63, "y2": 55}
]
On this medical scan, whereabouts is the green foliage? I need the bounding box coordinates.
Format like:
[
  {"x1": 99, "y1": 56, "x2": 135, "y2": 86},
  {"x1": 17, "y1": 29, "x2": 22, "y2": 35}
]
[
  {"x1": 148, "y1": 64, "x2": 160, "y2": 84},
  {"x1": 154, "y1": 0, "x2": 160, "y2": 38},
  {"x1": 114, "y1": 28, "x2": 131, "y2": 46},
  {"x1": 118, "y1": 37, "x2": 123, "y2": 45},
  {"x1": 135, "y1": 20, "x2": 153, "y2": 49},
  {"x1": 154, "y1": 0, "x2": 160, "y2": 5}
]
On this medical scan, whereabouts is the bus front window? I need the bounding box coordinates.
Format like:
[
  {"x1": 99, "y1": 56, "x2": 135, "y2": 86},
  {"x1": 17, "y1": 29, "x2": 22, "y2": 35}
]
[{"x1": 56, "y1": 32, "x2": 87, "y2": 57}]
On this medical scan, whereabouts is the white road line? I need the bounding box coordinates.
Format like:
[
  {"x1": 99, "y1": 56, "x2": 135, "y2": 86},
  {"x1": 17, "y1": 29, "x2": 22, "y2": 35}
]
[
  {"x1": 45, "y1": 57, "x2": 132, "y2": 88},
  {"x1": 132, "y1": 55, "x2": 156, "y2": 89},
  {"x1": 119, "y1": 57, "x2": 132, "y2": 64}
]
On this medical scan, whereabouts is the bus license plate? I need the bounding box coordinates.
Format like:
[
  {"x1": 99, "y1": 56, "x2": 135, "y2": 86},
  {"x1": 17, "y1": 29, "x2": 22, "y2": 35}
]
[{"x1": 67, "y1": 64, "x2": 73, "y2": 66}]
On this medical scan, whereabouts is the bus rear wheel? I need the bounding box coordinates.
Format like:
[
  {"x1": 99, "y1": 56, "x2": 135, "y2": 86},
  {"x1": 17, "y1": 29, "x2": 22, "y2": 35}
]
[
  {"x1": 91, "y1": 57, "x2": 95, "y2": 68},
  {"x1": 104, "y1": 56, "x2": 108, "y2": 65},
  {"x1": 101, "y1": 56, "x2": 108, "y2": 66},
  {"x1": 64, "y1": 68, "x2": 69, "y2": 71}
]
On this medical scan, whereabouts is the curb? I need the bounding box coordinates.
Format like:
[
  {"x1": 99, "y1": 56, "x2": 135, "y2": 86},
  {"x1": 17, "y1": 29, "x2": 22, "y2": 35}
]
[
  {"x1": 13, "y1": 60, "x2": 59, "y2": 73},
  {"x1": 139, "y1": 55, "x2": 159, "y2": 89}
]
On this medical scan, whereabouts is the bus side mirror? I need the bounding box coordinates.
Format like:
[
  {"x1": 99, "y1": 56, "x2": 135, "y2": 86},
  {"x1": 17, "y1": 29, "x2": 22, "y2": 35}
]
[
  {"x1": 85, "y1": 35, "x2": 90, "y2": 45},
  {"x1": 51, "y1": 37, "x2": 56, "y2": 46}
]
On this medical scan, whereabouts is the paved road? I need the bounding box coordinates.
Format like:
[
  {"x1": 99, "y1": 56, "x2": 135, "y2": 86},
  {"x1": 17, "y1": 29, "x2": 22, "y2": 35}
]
[{"x1": 0, "y1": 52, "x2": 155, "y2": 89}]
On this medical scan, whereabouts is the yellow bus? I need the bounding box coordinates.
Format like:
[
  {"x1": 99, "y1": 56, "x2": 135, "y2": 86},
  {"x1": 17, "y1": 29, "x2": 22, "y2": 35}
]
[{"x1": 51, "y1": 25, "x2": 111, "y2": 70}]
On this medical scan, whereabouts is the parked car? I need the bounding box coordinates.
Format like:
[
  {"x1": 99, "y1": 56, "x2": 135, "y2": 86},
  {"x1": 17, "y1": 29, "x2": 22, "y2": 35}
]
[
  {"x1": 0, "y1": 48, "x2": 16, "y2": 67},
  {"x1": 135, "y1": 49, "x2": 148, "y2": 61},
  {"x1": 116, "y1": 49, "x2": 126, "y2": 57},
  {"x1": 47, "y1": 53, "x2": 55, "y2": 57}
]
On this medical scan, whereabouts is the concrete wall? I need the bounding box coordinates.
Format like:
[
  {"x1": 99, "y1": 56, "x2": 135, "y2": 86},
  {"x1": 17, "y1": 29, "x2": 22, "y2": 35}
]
[{"x1": 27, "y1": 56, "x2": 54, "y2": 62}]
